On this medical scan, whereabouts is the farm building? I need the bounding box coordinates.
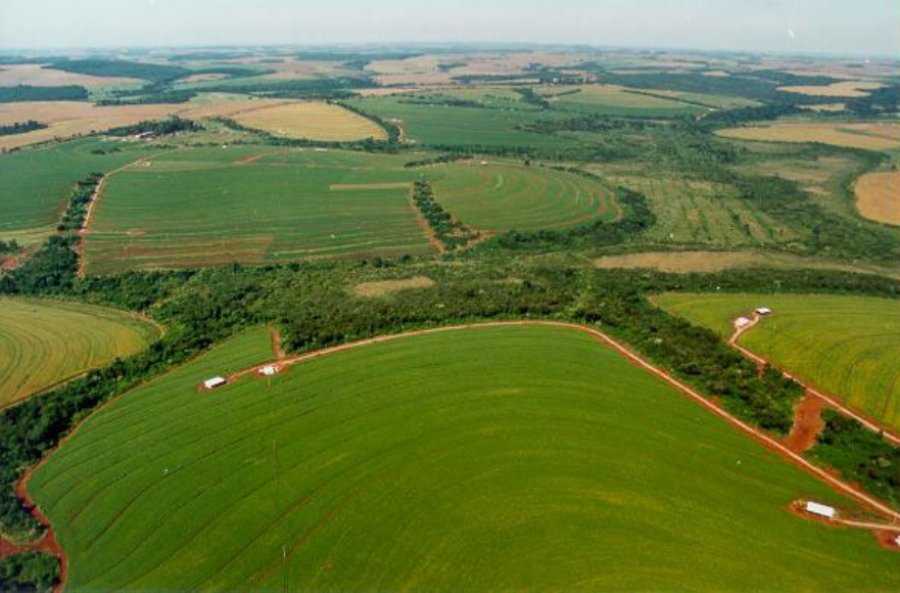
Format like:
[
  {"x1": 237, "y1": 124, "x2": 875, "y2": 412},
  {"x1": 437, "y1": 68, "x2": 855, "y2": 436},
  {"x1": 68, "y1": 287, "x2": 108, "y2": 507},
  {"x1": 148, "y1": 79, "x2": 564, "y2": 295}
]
[
  {"x1": 804, "y1": 501, "x2": 836, "y2": 519},
  {"x1": 755, "y1": 307, "x2": 773, "y2": 316},
  {"x1": 203, "y1": 376, "x2": 227, "y2": 390},
  {"x1": 259, "y1": 365, "x2": 280, "y2": 377},
  {"x1": 734, "y1": 316, "x2": 752, "y2": 329},
  {"x1": 895, "y1": 534, "x2": 900, "y2": 548}
]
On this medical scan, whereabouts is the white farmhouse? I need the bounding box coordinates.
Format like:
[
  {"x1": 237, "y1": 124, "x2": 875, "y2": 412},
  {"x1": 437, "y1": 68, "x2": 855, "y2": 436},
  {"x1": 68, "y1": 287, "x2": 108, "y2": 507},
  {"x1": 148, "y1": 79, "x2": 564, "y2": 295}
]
[
  {"x1": 804, "y1": 501, "x2": 836, "y2": 520},
  {"x1": 203, "y1": 376, "x2": 227, "y2": 390},
  {"x1": 755, "y1": 307, "x2": 773, "y2": 316},
  {"x1": 734, "y1": 316, "x2": 752, "y2": 329}
]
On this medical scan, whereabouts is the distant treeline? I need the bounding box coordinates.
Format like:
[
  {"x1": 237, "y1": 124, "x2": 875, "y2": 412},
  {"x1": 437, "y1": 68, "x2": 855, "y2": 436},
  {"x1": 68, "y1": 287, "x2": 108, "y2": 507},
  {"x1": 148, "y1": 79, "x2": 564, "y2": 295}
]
[
  {"x1": 47, "y1": 58, "x2": 189, "y2": 83},
  {"x1": 0, "y1": 85, "x2": 88, "y2": 102},
  {"x1": 107, "y1": 116, "x2": 201, "y2": 137},
  {"x1": 0, "y1": 120, "x2": 46, "y2": 136}
]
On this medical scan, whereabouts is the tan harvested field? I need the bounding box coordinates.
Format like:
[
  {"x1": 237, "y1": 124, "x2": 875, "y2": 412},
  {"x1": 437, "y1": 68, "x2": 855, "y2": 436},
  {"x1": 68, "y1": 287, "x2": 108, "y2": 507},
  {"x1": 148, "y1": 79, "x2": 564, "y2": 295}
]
[
  {"x1": 0, "y1": 64, "x2": 142, "y2": 88},
  {"x1": 231, "y1": 101, "x2": 387, "y2": 141},
  {"x1": 352, "y1": 276, "x2": 436, "y2": 298},
  {"x1": 854, "y1": 171, "x2": 900, "y2": 226},
  {"x1": 778, "y1": 81, "x2": 885, "y2": 97},
  {"x1": 717, "y1": 122, "x2": 900, "y2": 151},
  {"x1": 595, "y1": 250, "x2": 900, "y2": 278},
  {"x1": 0, "y1": 96, "x2": 290, "y2": 150}
]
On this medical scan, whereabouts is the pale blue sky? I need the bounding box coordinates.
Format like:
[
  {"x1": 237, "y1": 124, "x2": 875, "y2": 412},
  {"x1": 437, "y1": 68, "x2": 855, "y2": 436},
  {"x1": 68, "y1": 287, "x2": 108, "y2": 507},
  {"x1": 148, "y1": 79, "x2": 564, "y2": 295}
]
[{"x1": 0, "y1": 0, "x2": 896, "y2": 57}]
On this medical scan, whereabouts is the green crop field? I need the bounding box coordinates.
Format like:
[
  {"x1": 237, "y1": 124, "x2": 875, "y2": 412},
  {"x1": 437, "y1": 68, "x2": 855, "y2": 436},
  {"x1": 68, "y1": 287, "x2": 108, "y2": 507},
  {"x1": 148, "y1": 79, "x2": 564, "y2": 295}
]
[
  {"x1": 344, "y1": 95, "x2": 577, "y2": 149},
  {"x1": 428, "y1": 162, "x2": 617, "y2": 231},
  {"x1": 29, "y1": 324, "x2": 900, "y2": 592},
  {"x1": 83, "y1": 148, "x2": 616, "y2": 273},
  {"x1": 0, "y1": 139, "x2": 153, "y2": 239},
  {"x1": 654, "y1": 293, "x2": 900, "y2": 431},
  {"x1": 83, "y1": 147, "x2": 432, "y2": 274},
  {"x1": 542, "y1": 85, "x2": 703, "y2": 117},
  {"x1": 0, "y1": 297, "x2": 160, "y2": 407}
]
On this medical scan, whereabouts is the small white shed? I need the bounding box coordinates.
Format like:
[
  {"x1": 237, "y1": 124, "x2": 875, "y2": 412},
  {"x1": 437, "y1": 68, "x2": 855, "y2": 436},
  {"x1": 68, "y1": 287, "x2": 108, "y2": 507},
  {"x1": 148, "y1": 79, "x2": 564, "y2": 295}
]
[
  {"x1": 805, "y1": 501, "x2": 836, "y2": 519},
  {"x1": 259, "y1": 365, "x2": 280, "y2": 377},
  {"x1": 203, "y1": 376, "x2": 227, "y2": 390},
  {"x1": 734, "y1": 316, "x2": 752, "y2": 329},
  {"x1": 894, "y1": 533, "x2": 900, "y2": 548},
  {"x1": 755, "y1": 307, "x2": 773, "y2": 316}
]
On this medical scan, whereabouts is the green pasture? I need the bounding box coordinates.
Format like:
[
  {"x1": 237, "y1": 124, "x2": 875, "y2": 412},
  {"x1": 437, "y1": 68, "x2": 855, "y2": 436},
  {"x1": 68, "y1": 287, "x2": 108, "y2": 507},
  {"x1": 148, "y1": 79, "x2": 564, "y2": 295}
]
[
  {"x1": 0, "y1": 297, "x2": 160, "y2": 407},
  {"x1": 654, "y1": 293, "x2": 900, "y2": 431},
  {"x1": 344, "y1": 95, "x2": 576, "y2": 149},
  {"x1": 543, "y1": 85, "x2": 703, "y2": 117},
  {"x1": 429, "y1": 162, "x2": 617, "y2": 231},
  {"x1": 29, "y1": 324, "x2": 900, "y2": 591},
  {"x1": 83, "y1": 147, "x2": 617, "y2": 273},
  {"x1": 0, "y1": 139, "x2": 153, "y2": 238},
  {"x1": 83, "y1": 147, "x2": 432, "y2": 273}
]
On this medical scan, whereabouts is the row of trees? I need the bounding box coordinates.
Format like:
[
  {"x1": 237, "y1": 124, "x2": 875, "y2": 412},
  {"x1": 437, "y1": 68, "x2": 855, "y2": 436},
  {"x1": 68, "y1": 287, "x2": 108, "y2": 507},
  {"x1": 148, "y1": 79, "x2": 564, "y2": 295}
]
[
  {"x1": 56, "y1": 173, "x2": 102, "y2": 232},
  {"x1": 0, "y1": 120, "x2": 46, "y2": 136},
  {"x1": 411, "y1": 181, "x2": 478, "y2": 250}
]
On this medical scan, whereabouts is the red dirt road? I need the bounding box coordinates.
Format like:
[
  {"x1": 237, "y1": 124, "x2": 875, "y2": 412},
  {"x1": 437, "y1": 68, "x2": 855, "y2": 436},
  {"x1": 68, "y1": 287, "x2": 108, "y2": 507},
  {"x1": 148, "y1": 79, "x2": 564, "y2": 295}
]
[{"x1": 729, "y1": 314, "x2": 900, "y2": 447}]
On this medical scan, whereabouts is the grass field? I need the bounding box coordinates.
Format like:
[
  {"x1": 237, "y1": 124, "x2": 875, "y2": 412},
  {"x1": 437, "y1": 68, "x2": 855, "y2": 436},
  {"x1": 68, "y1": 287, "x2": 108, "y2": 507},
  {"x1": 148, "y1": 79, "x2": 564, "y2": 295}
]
[
  {"x1": 543, "y1": 85, "x2": 703, "y2": 117},
  {"x1": 428, "y1": 162, "x2": 617, "y2": 232},
  {"x1": 0, "y1": 297, "x2": 160, "y2": 407},
  {"x1": 717, "y1": 122, "x2": 900, "y2": 151},
  {"x1": 855, "y1": 170, "x2": 900, "y2": 226},
  {"x1": 29, "y1": 324, "x2": 900, "y2": 591},
  {"x1": 230, "y1": 101, "x2": 387, "y2": 141},
  {"x1": 592, "y1": 171, "x2": 796, "y2": 246},
  {"x1": 83, "y1": 147, "x2": 431, "y2": 273},
  {"x1": 654, "y1": 293, "x2": 900, "y2": 431},
  {"x1": 83, "y1": 149, "x2": 616, "y2": 272},
  {"x1": 0, "y1": 139, "x2": 155, "y2": 238},
  {"x1": 344, "y1": 95, "x2": 577, "y2": 149}
]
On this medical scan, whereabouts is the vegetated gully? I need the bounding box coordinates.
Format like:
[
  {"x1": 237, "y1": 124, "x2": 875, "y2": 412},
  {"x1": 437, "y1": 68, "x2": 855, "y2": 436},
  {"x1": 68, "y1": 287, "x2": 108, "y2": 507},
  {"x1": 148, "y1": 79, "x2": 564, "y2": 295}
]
[{"x1": 5, "y1": 320, "x2": 900, "y2": 591}]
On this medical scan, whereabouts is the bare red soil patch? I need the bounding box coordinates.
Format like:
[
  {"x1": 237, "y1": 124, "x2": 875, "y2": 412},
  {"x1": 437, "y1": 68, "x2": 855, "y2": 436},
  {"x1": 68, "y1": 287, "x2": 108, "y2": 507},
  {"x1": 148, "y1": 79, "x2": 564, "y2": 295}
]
[{"x1": 783, "y1": 391, "x2": 827, "y2": 453}]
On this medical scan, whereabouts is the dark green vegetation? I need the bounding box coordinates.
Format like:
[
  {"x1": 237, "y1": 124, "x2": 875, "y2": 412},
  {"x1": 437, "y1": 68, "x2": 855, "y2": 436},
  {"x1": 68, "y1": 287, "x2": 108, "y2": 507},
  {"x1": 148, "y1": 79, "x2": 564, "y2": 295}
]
[
  {"x1": 29, "y1": 325, "x2": 900, "y2": 591},
  {"x1": 0, "y1": 121, "x2": 46, "y2": 137},
  {"x1": 107, "y1": 116, "x2": 201, "y2": 137},
  {"x1": 47, "y1": 59, "x2": 189, "y2": 83},
  {"x1": 0, "y1": 552, "x2": 60, "y2": 593},
  {"x1": 0, "y1": 85, "x2": 88, "y2": 102},
  {"x1": 411, "y1": 180, "x2": 477, "y2": 249},
  {"x1": 57, "y1": 173, "x2": 101, "y2": 232}
]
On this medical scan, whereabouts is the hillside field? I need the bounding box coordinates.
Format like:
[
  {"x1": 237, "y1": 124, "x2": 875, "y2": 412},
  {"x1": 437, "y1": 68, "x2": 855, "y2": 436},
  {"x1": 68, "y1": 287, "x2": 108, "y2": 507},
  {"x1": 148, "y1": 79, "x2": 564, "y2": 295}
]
[
  {"x1": 29, "y1": 324, "x2": 900, "y2": 591},
  {"x1": 230, "y1": 101, "x2": 387, "y2": 141},
  {"x1": 83, "y1": 148, "x2": 616, "y2": 273},
  {"x1": 0, "y1": 297, "x2": 160, "y2": 407},
  {"x1": 654, "y1": 293, "x2": 900, "y2": 431}
]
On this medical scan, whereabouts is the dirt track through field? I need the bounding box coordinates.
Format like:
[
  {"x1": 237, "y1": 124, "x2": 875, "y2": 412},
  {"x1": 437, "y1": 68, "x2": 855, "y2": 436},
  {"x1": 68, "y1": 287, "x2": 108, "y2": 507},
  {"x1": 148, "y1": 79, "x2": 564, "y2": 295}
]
[
  {"x1": 10, "y1": 319, "x2": 900, "y2": 588},
  {"x1": 730, "y1": 314, "x2": 900, "y2": 447}
]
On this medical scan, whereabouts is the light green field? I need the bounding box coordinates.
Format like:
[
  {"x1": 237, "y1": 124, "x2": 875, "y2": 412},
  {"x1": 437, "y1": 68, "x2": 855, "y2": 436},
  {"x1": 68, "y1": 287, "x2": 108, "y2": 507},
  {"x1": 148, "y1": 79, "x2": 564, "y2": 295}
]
[
  {"x1": 429, "y1": 163, "x2": 616, "y2": 231},
  {"x1": 0, "y1": 139, "x2": 153, "y2": 238},
  {"x1": 344, "y1": 96, "x2": 577, "y2": 149},
  {"x1": 594, "y1": 171, "x2": 799, "y2": 246},
  {"x1": 0, "y1": 297, "x2": 160, "y2": 407},
  {"x1": 83, "y1": 147, "x2": 432, "y2": 274},
  {"x1": 544, "y1": 85, "x2": 703, "y2": 117},
  {"x1": 84, "y1": 148, "x2": 616, "y2": 273},
  {"x1": 654, "y1": 293, "x2": 900, "y2": 431},
  {"x1": 29, "y1": 324, "x2": 900, "y2": 591}
]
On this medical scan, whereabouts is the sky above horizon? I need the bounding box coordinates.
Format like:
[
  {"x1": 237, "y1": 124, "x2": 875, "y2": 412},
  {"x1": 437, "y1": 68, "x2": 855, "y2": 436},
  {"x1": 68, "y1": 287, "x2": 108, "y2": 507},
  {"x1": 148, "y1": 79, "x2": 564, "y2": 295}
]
[{"x1": 0, "y1": 0, "x2": 897, "y2": 57}]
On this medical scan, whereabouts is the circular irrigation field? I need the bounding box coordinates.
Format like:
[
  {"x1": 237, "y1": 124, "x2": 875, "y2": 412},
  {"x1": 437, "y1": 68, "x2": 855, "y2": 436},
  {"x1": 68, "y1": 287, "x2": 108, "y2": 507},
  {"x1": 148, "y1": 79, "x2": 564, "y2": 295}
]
[{"x1": 29, "y1": 325, "x2": 900, "y2": 591}]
